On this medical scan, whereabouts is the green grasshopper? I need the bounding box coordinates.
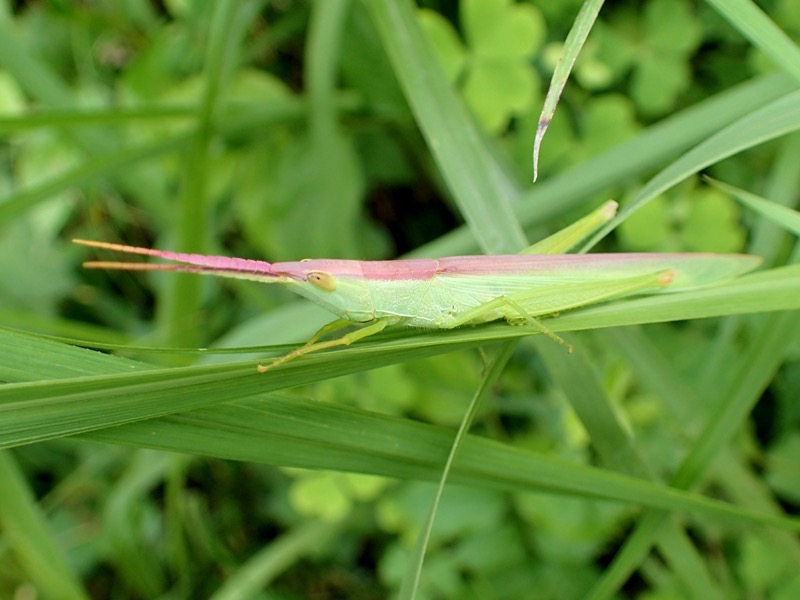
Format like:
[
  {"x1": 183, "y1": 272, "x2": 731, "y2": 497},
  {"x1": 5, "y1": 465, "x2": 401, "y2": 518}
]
[{"x1": 74, "y1": 202, "x2": 760, "y2": 371}]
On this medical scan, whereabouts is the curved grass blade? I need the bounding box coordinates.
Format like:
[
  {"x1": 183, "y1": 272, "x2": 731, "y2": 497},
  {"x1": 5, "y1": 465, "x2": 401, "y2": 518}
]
[
  {"x1": 706, "y1": 0, "x2": 800, "y2": 83},
  {"x1": 533, "y1": 0, "x2": 604, "y2": 181},
  {"x1": 367, "y1": 0, "x2": 527, "y2": 254},
  {"x1": 399, "y1": 341, "x2": 519, "y2": 600},
  {"x1": 705, "y1": 176, "x2": 800, "y2": 236},
  {"x1": 582, "y1": 88, "x2": 800, "y2": 250}
]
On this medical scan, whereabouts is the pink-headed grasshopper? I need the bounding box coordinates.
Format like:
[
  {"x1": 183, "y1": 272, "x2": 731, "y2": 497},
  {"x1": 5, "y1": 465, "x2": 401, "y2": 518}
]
[{"x1": 74, "y1": 203, "x2": 761, "y2": 372}]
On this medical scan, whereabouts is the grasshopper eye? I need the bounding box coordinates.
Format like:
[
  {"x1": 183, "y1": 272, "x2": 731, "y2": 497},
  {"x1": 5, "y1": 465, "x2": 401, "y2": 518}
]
[{"x1": 307, "y1": 271, "x2": 336, "y2": 292}]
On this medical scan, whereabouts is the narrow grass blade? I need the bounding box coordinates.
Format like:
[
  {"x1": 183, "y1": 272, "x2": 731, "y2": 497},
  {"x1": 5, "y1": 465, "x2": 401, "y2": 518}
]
[
  {"x1": 0, "y1": 451, "x2": 89, "y2": 600},
  {"x1": 583, "y1": 88, "x2": 800, "y2": 250},
  {"x1": 399, "y1": 341, "x2": 519, "y2": 600},
  {"x1": 3, "y1": 266, "x2": 800, "y2": 449},
  {"x1": 706, "y1": 0, "x2": 800, "y2": 83},
  {"x1": 368, "y1": 0, "x2": 528, "y2": 254},
  {"x1": 533, "y1": 0, "x2": 604, "y2": 181},
  {"x1": 587, "y1": 308, "x2": 800, "y2": 598},
  {"x1": 706, "y1": 176, "x2": 800, "y2": 236},
  {"x1": 419, "y1": 74, "x2": 797, "y2": 258}
]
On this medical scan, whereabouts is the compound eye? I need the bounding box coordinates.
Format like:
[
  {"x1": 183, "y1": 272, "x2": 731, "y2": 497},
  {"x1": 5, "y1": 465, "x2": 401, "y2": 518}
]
[{"x1": 307, "y1": 271, "x2": 336, "y2": 292}]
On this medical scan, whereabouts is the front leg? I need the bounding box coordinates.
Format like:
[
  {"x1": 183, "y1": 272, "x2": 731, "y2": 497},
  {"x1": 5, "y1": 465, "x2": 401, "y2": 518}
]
[{"x1": 257, "y1": 318, "x2": 390, "y2": 373}]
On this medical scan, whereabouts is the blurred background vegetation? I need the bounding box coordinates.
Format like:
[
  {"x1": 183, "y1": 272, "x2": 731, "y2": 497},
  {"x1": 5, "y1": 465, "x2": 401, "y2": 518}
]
[{"x1": 1, "y1": 0, "x2": 799, "y2": 598}]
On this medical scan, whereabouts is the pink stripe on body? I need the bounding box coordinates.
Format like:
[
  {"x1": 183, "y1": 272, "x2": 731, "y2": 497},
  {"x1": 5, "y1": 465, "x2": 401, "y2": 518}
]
[{"x1": 435, "y1": 253, "x2": 715, "y2": 275}]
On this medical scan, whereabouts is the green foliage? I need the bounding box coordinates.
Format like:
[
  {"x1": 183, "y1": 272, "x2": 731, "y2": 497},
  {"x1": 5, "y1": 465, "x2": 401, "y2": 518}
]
[
  {"x1": 617, "y1": 178, "x2": 749, "y2": 253},
  {"x1": 589, "y1": 0, "x2": 703, "y2": 116},
  {"x1": 0, "y1": 0, "x2": 799, "y2": 599},
  {"x1": 419, "y1": 0, "x2": 545, "y2": 133}
]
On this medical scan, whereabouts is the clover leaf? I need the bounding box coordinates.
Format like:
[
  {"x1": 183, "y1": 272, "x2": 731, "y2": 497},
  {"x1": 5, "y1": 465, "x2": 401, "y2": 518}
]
[
  {"x1": 419, "y1": 0, "x2": 545, "y2": 134},
  {"x1": 618, "y1": 180, "x2": 747, "y2": 253},
  {"x1": 593, "y1": 0, "x2": 702, "y2": 116}
]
